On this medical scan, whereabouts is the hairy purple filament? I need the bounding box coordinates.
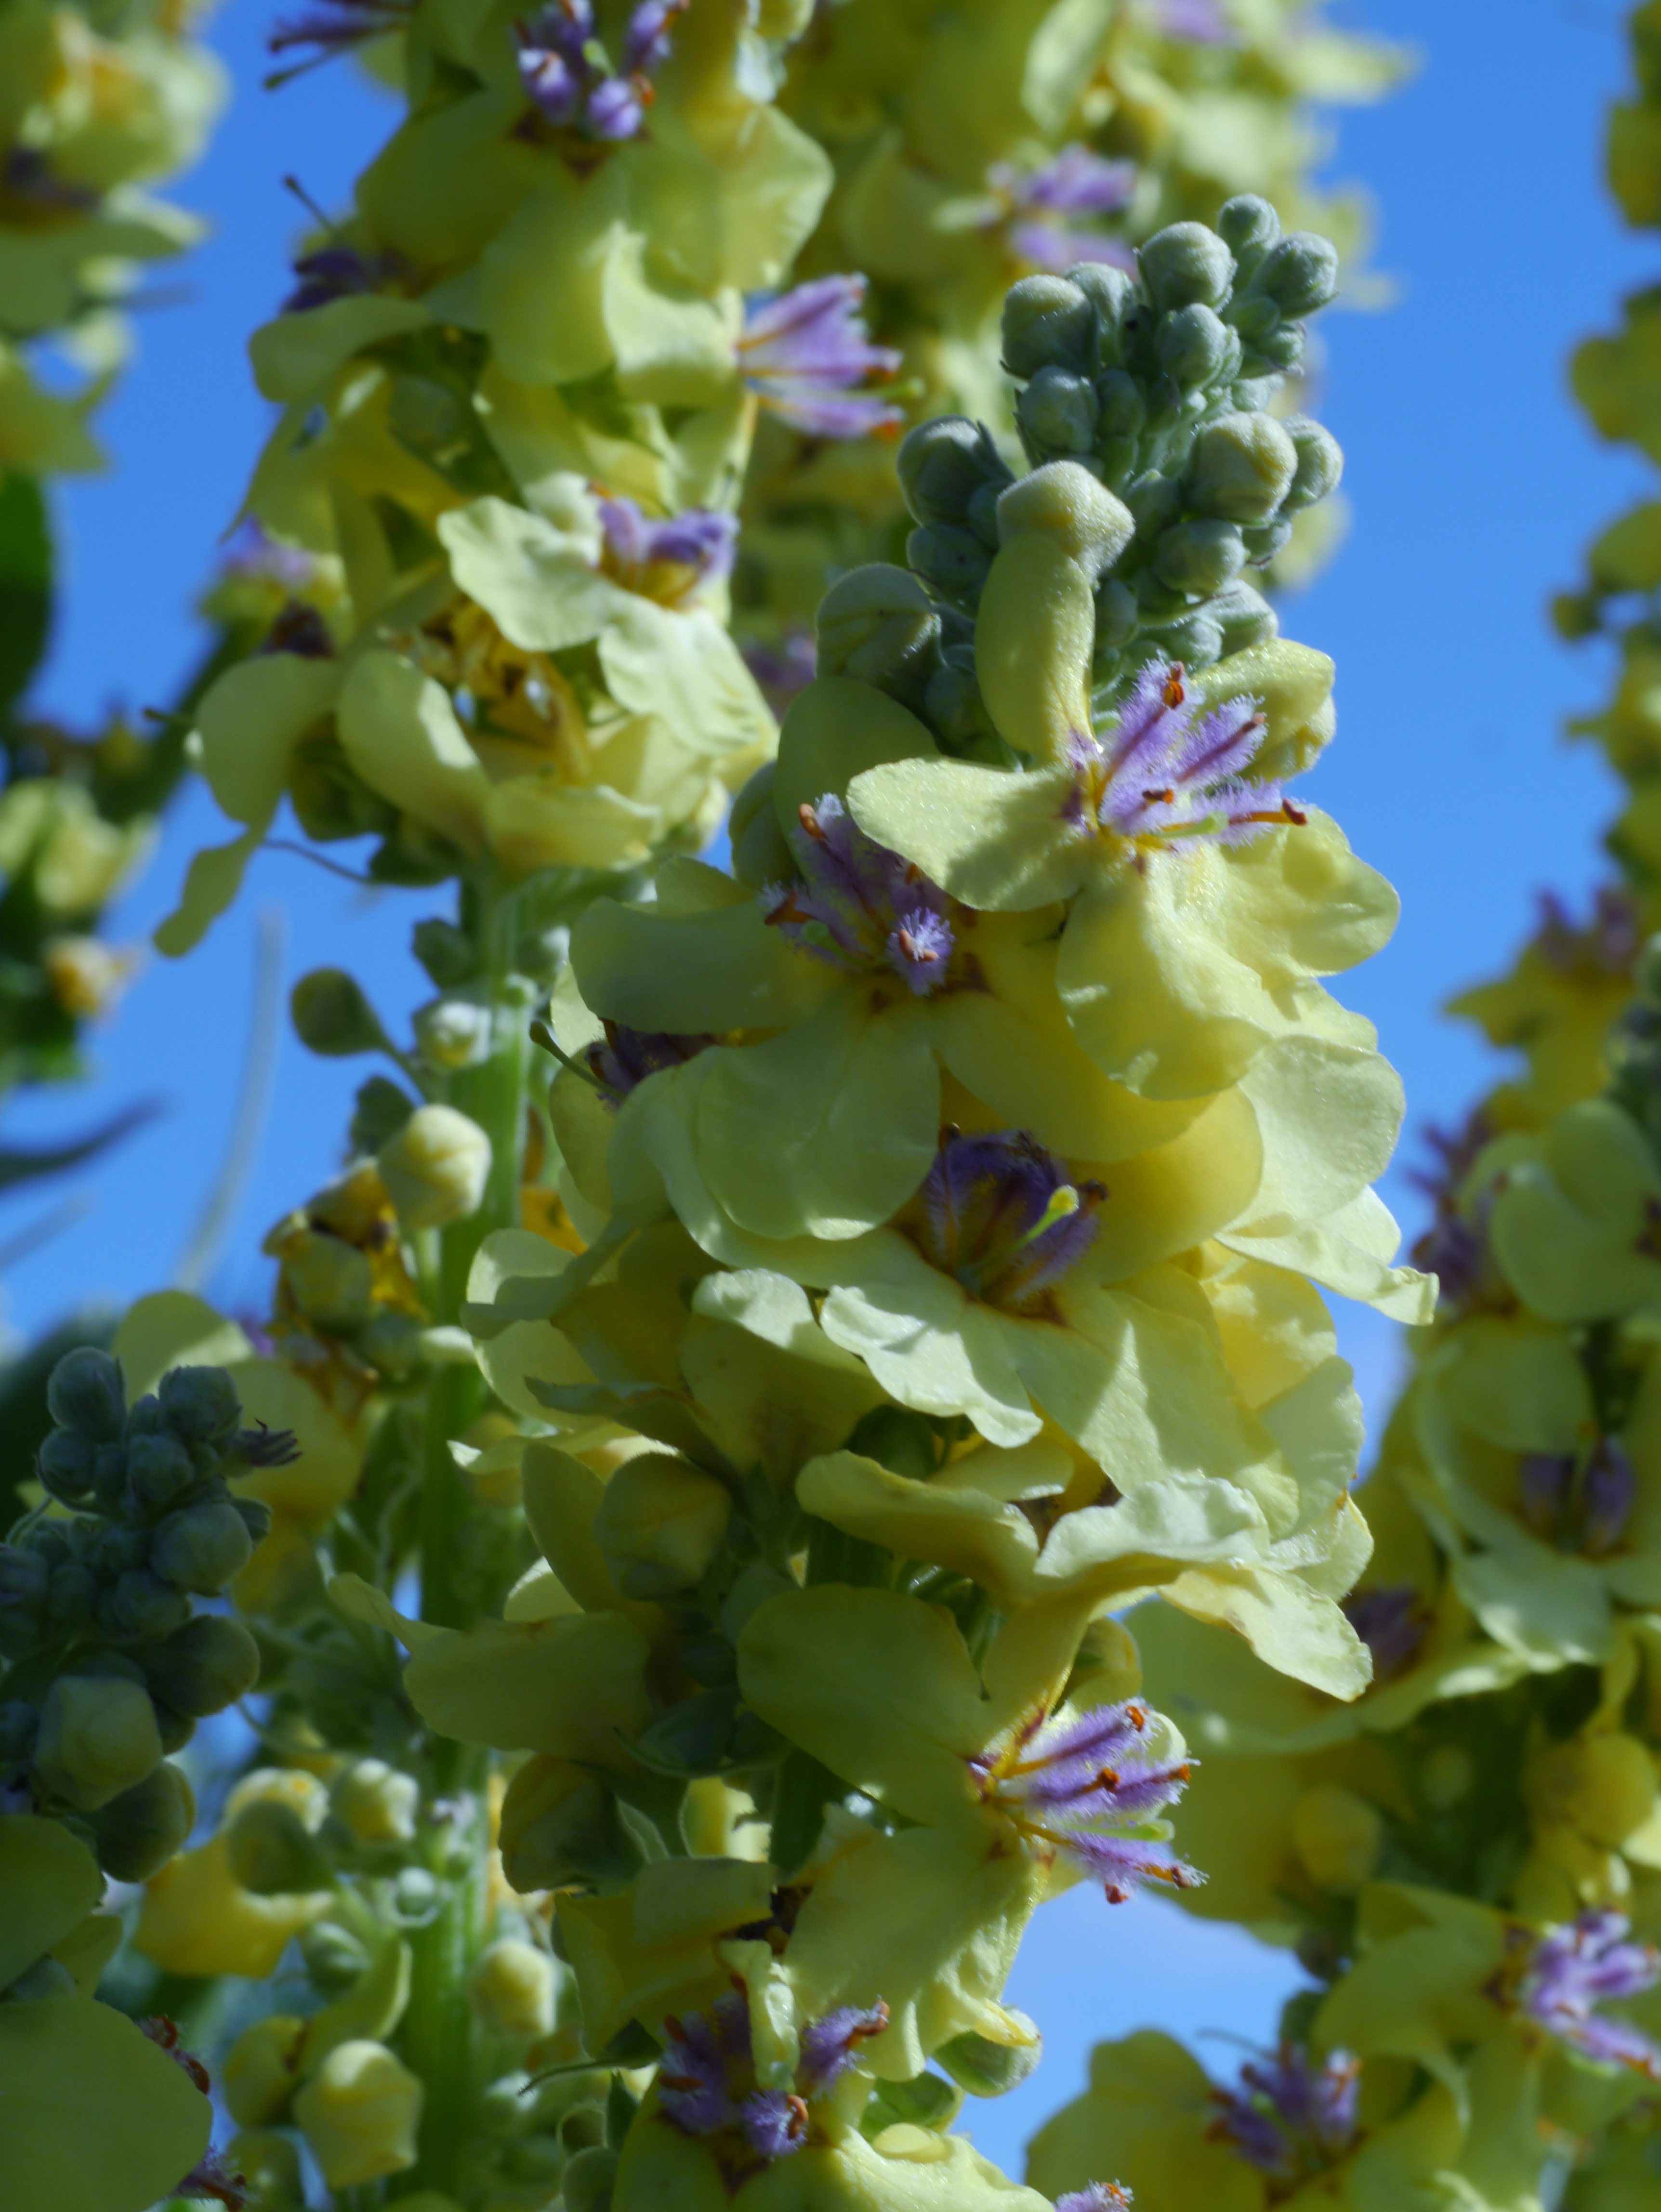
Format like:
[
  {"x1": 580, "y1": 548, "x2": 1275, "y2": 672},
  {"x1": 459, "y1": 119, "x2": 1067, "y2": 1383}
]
[
  {"x1": 515, "y1": 0, "x2": 685, "y2": 143},
  {"x1": 585, "y1": 1020, "x2": 715, "y2": 1100},
  {"x1": 738, "y1": 276, "x2": 903, "y2": 439},
  {"x1": 912, "y1": 1129, "x2": 1104, "y2": 1314},
  {"x1": 1518, "y1": 1440, "x2": 1635, "y2": 1558},
  {"x1": 762, "y1": 793, "x2": 959, "y2": 998},
  {"x1": 973, "y1": 1697, "x2": 1200, "y2": 1903},
  {"x1": 659, "y1": 1992, "x2": 890, "y2": 2159},
  {"x1": 1209, "y1": 2045, "x2": 1361, "y2": 2182},
  {"x1": 1069, "y1": 661, "x2": 1303, "y2": 852},
  {"x1": 985, "y1": 145, "x2": 1137, "y2": 272},
  {"x1": 597, "y1": 495, "x2": 736, "y2": 603},
  {"x1": 1511, "y1": 1910, "x2": 1661, "y2": 2076},
  {"x1": 1340, "y1": 1584, "x2": 1431, "y2": 1684},
  {"x1": 1057, "y1": 2188, "x2": 1134, "y2": 2212}
]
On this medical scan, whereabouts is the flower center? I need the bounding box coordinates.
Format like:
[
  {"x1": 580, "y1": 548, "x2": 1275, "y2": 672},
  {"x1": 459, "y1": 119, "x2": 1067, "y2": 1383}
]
[
  {"x1": 1518, "y1": 1440, "x2": 1634, "y2": 1558},
  {"x1": 1208, "y1": 2046, "x2": 1361, "y2": 2198},
  {"x1": 762, "y1": 795, "x2": 962, "y2": 998},
  {"x1": 903, "y1": 1128, "x2": 1104, "y2": 1315},
  {"x1": 1493, "y1": 1910, "x2": 1661, "y2": 2077},
  {"x1": 1339, "y1": 1584, "x2": 1431, "y2": 1683}
]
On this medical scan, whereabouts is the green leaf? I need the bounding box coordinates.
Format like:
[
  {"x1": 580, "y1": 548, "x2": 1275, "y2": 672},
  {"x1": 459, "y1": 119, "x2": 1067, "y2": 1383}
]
[{"x1": 0, "y1": 471, "x2": 52, "y2": 724}]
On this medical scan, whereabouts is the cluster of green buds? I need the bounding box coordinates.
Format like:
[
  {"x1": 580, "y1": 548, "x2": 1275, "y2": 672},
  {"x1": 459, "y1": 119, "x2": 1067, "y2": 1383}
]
[{"x1": 0, "y1": 1348, "x2": 286, "y2": 1876}]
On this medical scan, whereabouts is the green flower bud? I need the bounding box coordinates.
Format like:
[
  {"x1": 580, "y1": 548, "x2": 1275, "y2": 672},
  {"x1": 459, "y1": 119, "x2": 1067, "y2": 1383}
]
[
  {"x1": 391, "y1": 1866, "x2": 442, "y2": 1924},
  {"x1": 125, "y1": 1431, "x2": 198, "y2": 1516},
  {"x1": 291, "y1": 968, "x2": 387, "y2": 1058},
  {"x1": 151, "y1": 1498, "x2": 255, "y2": 1593},
  {"x1": 293, "y1": 2040, "x2": 423, "y2": 2189},
  {"x1": 413, "y1": 996, "x2": 493, "y2": 1071},
  {"x1": 1256, "y1": 230, "x2": 1340, "y2": 317},
  {"x1": 159, "y1": 1364, "x2": 243, "y2": 1446},
  {"x1": 1281, "y1": 415, "x2": 1344, "y2": 511},
  {"x1": 815, "y1": 564, "x2": 941, "y2": 706},
  {"x1": 1243, "y1": 518, "x2": 1295, "y2": 567},
  {"x1": 1137, "y1": 221, "x2": 1234, "y2": 313},
  {"x1": 1001, "y1": 274, "x2": 1095, "y2": 378},
  {"x1": 152, "y1": 1699, "x2": 196, "y2": 1754},
  {"x1": 934, "y1": 2015, "x2": 1042, "y2": 2096},
  {"x1": 1153, "y1": 517, "x2": 1248, "y2": 596},
  {"x1": 923, "y1": 656, "x2": 996, "y2": 750},
  {"x1": 906, "y1": 523, "x2": 992, "y2": 604},
  {"x1": 99, "y1": 1568, "x2": 191, "y2": 1643},
  {"x1": 302, "y1": 1919, "x2": 374, "y2": 1993},
  {"x1": 46, "y1": 1346, "x2": 126, "y2": 1444},
  {"x1": 144, "y1": 1614, "x2": 262, "y2": 1717},
  {"x1": 996, "y1": 461, "x2": 1134, "y2": 581},
  {"x1": 227, "y1": 2128, "x2": 307, "y2": 2212},
  {"x1": 91, "y1": 1440, "x2": 131, "y2": 1514},
  {"x1": 896, "y1": 416, "x2": 1011, "y2": 529},
  {"x1": 1186, "y1": 412, "x2": 1299, "y2": 525},
  {"x1": 378, "y1": 1105, "x2": 492, "y2": 1229},
  {"x1": 225, "y1": 2018, "x2": 309, "y2": 2128},
  {"x1": 34, "y1": 1672, "x2": 162, "y2": 1810},
  {"x1": 37, "y1": 1427, "x2": 97, "y2": 1503},
  {"x1": 592, "y1": 1454, "x2": 732, "y2": 1599},
  {"x1": 226, "y1": 1796, "x2": 335, "y2": 1895},
  {"x1": 89, "y1": 1756, "x2": 196, "y2": 1881},
  {"x1": 1016, "y1": 365, "x2": 1100, "y2": 457},
  {"x1": 1094, "y1": 577, "x2": 1140, "y2": 653},
  {"x1": 1156, "y1": 302, "x2": 1237, "y2": 389},
  {"x1": 331, "y1": 1757, "x2": 421, "y2": 1847},
  {"x1": 1213, "y1": 580, "x2": 1279, "y2": 656},
  {"x1": 350, "y1": 1076, "x2": 416, "y2": 1156},
  {"x1": 468, "y1": 1937, "x2": 555, "y2": 2040},
  {"x1": 499, "y1": 1757, "x2": 643, "y2": 1892},
  {"x1": 562, "y1": 2145, "x2": 620, "y2": 2212},
  {"x1": 730, "y1": 763, "x2": 795, "y2": 888},
  {"x1": 411, "y1": 917, "x2": 478, "y2": 988},
  {"x1": 235, "y1": 1494, "x2": 274, "y2": 1546},
  {"x1": 282, "y1": 1229, "x2": 376, "y2": 1332},
  {"x1": 1253, "y1": 321, "x2": 1305, "y2": 373},
  {"x1": 1068, "y1": 261, "x2": 1135, "y2": 342},
  {"x1": 1217, "y1": 193, "x2": 1281, "y2": 259}
]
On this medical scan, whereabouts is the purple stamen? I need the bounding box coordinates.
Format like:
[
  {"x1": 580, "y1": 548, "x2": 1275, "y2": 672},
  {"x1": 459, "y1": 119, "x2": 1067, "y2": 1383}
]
[
  {"x1": 1057, "y1": 2190, "x2": 1133, "y2": 2212},
  {"x1": 796, "y1": 2002, "x2": 889, "y2": 2095},
  {"x1": 738, "y1": 277, "x2": 903, "y2": 439},
  {"x1": 912, "y1": 1129, "x2": 1104, "y2": 1314},
  {"x1": 761, "y1": 794, "x2": 959, "y2": 997},
  {"x1": 1339, "y1": 1585, "x2": 1430, "y2": 1684},
  {"x1": 1071, "y1": 662, "x2": 1302, "y2": 854},
  {"x1": 1209, "y1": 2047, "x2": 1360, "y2": 2182},
  {"x1": 986, "y1": 145, "x2": 1137, "y2": 273},
  {"x1": 585, "y1": 1021, "x2": 716, "y2": 1100},
  {"x1": 598, "y1": 496, "x2": 737, "y2": 601},
  {"x1": 1513, "y1": 1911, "x2": 1661, "y2": 2076},
  {"x1": 739, "y1": 2090, "x2": 808, "y2": 2159},
  {"x1": 658, "y1": 1994, "x2": 888, "y2": 2160},
  {"x1": 659, "y1": 1992, "x2": 750, "y2": 2136},
  {"x1": 515, "y1": 0, "x2": 684, "y2": 143},
  {"x1": 742, "y1": 632, "x2": 817, "y2": 716},
  {"x1": 1518, "y1": 1441, "x2": 1635, "y2": 1559},
  {"x1": 283, "y1": 240, "x2": 408, "y2": 314}
]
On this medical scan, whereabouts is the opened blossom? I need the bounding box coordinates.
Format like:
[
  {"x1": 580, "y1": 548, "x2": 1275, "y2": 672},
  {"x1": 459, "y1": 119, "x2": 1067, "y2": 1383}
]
[
  {"x1": 738, "y1": 277, "x2": 902, "y2": 438},
  {"x1": 658, "y1": 1990, "x2": 890, "y2": 2159},
  {"x1": 763, "y1": 794, "x2": 961, "y2": 998},
  {"x1": 1208, "y1": 2045, "x2": 1360, "y2": 2183},
  {"x1": 1510, "y1": 1909, "x2": 1661, "y2": 2074},
  {"x1": 515, "y1": 0, "x2": 686, "y2": 141}
]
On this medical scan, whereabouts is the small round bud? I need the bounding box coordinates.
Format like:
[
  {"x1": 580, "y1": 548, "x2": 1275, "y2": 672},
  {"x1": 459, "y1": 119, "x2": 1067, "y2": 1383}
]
[
  {"x1": 896, "y1": 416, "x2": 1010, "y2": 529},
  {"x1": 151, "y1": 1498, "x2": 256, "y2": 1593},
  {"x1": 1067, "y1": 261, "x2": 1134, "y2": 333},
  {"x1": 301, "y1": 1919, "x2": 373, "y2": 1993},
  {"x1": 225, "y1": 2016, "x2": 309, "y2": 2128},
  {"x1": 351, "y1": 1076, "x2": 416, "y2": 1157},
  {"x1": 413, "y1": 997, "x2": 493, "y2": 1071},
  {"x1": 905, "y1": 523, "x2": 991, "y2": 603},
  {"x1": 1187, "y1": 412, "x2": 1298, "y2": 525},
  {"x1": 143, "y1": 1613, "x2": 262, "y2": 1717},
  {"x1": 159, "y1": 1364, "x2": 242, "y2": 1445},
  {"x1": 923, "y1": 658, "x2": 995, "y2": 750},
  {"x1": 468, "y1": 1938, "x2": 556, "y2": 2041},
  {"x1": 91, "y1": 1440, "x2": 130, "y2": 1513},
  {"x1": 34, "y1": 1672, "x2": 162, "y2": 1811},
  {"x1": 411, "y1": 917, "x2": 478, "y2": 988},
  {"x1": 292, "y1": 2040, "x2": 424, "y2": 2189},
  {"x1": 1280, "y1": 415, "x2": 1345, "y2": 511},
  {"x1": 1256, "y1": 230, "x2": 1340, "y2": 317},
  {"x1": 37, "y1": 1427, "x2": 97, "y2": 1503},
  {"x1": 225, "y1": 2130, "x2": 305, "y2": 2212},
  {"x1": 1094, "y1": 368, "x2": 1146, "y2": 442},
  {"x1": 99, "y1": 1567, "x2": 190, "y2": 1642},
  {"x1": 331, "y1": 1757, "x2": 421, "y2": 1847},
  {"x1": 563, "y1": 2146, "x2": 620, "y2": 2212},
  {"x1": 1001, "y1": 274, "x2": 1095, "y2": 378},
  {"x1": 1156, "y1": 301, "x2": 1236, "y2": 389},
  {"x1": 281, "y1": 1228, "x2": 376, "y2": 1332},
  {"x1": 390, "y1": 1866, "x2": 441, "y2": 1924},
  {"x1": 46, "y1": 1346, "x2": 126, "y2": 1443},
  {"x1": 377, "y1": 1105, "x2": 492, "y2": 1229},
  {"x1": 1217, "y1": 194, "x2": 1280, "y2": 257},
  {"x1": 499, "y1": 1757, "x2": 642, "y2": 1893},
  {"x1": 1137, "y1": 221, "x2": 1234, "y2": 313},
  {"x1": 996, "y1": 461, "x2": 1134, "y2": 580},
  {"x1": 935, "y1": 2015, "x2": 1042, "y2": 2096},
  {"x1": 1152, "y1": 517, "x2": 1248, "y2": 596},
  {"x1": 1212, "y1": 580, "x2": 1279, "y2": 657},
  {"x1": 125, "y1": 1431, "x2": 198, "y2": 1516},
  {"x1": 226, "y1": 1796, "x2": 335, "y2": 1895},
  {"x1": 1242, "y1": 518, "x2": 1295, "y2": 567},
  {"x1": 815, "y1": 564, "x2": 941, "y2": 706},
  {"x1": 291, "y1": 968, "x2": 385, "y2": 1058},
  {"x1": 1291, "y1": 1782, "x2": 1382, "y2": 1892},
  {"x1": 592, "y1": 1454, "x2": 732, "y2": 1599},
  {"x1": 1016, "y1": 364, "x2": 1100, "y2": 459},
  {"x1": 1094, "y1": 577, "x2": 1140, "y2": 653},
  {"x1": 90, "y1": 1757, "x2": 196, "y2": 1881}
]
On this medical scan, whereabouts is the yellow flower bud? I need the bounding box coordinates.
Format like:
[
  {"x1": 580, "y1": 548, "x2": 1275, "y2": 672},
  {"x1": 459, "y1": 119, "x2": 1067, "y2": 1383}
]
[
  {"x1": 994, "y1": 460, "x2": 1134, "y2": 579},
  {"x1": 34, "y1": 1673, "x2": 162, "y2": 1812},
  {"x1": 42, "y1": 934, "x2": 138, "y2": 1019},
  {"x1": 378, "y1": 1105, "x2": 492, "y2": 1229},
  {"x1": 1290, "y1": 1783, "x2": 1382, "y2": 1893},
  {"x1": 592, "y1": 1453, "x2": 733, "y2": 1598},
  {"x1": 292, "y1": 2039, "x2": 423, "y2": 2187},
  {"x1": 224, "y1": 2015, "x2": 307, "y2": 2127},
  {"x1": 467, "y1": 1937, "x2": 556, "y2": 2040},
  {"x1": 1528, "y1": 1733, "x2": 1659, "y2": 1850},
  {"x1": 331, "y1": 1758, "x2": 421, "y2": 1848}
]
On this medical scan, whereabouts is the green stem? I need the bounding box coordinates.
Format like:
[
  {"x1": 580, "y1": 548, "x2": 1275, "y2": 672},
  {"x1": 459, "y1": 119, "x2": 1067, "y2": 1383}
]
[{"x1": 396, "y1": 1765, "x2": 490, "y2": 2199}]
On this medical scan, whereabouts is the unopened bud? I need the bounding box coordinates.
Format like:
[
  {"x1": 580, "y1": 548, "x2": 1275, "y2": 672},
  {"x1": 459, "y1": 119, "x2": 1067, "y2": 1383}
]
[
  {"x1": 350, "y1": 1076, "x2": 415, "y2": 1157},
  {"x1": 292, "y1": 2040, "x2": 423, "y2": 2188},
  {"x1": 99, "y1": 1567, "x2": 190, "y2": 1642},
  {"x1": 34, "y1": 1672, "x2": 162, "y2": 1810},
  {"x1": 90, "y1": 1758, "x2": 196, "y2": 1881},
  {"x1": 1217, "y1": 193, "x2": 1280, "y2": 258},
  {"x1": 934, "y1": 2015, "x2": 1042, "y2": 2096},
  {"x1": 905, "y1": 523, "x2": 991, "y2": 603},
  {"x1": 125, "y1": 1431, "x2": 198, "y2": 1515},
  {"x1": 1016, "y1": 366, "x2": 1100, "y2": 457},
  {"x1": 151, "y1": 1499, "x2": 256, "y2": 1593},
  {"x1": 1255, "y1": 232, "x2": 1339, "y2": 317},
  {"x1": 227, "y1": 1796, "x2": 335, "y2": 1895},
  {"x1": 1137, "y1": 221, "x2": 1234, "y2": 313},
  {"x1": 1280, "y1": 416, "x2": 1344, "y2": 512},
  {"x1": 144, "y1": 1613, "x2": 262, "y2": 1717},
  {"x1": 1156, "y1": 301, "x2": 1236, "y2": 389},
  {"x1": 1291, "y1": 1783, "x2": 1382, "y2": 1892},
  {"x1": 47, "y1": 1346, "x2": 126, "y2": 1443},
  {"x1": 633, "y1": 1686, "x2": 738, "y2": 1775},
  {"x1": 413, "y1": 997, "x2": 493, "y2": 1071},
  {"x1": 159, "y1": 1364, "x2": 243, "y2": 1445},
  {"x1": 281, "y1": 1229, "x2": 376, "y2": 1332},
  {"x1": 37, "y1": 1427, "x2": 97, "y2": 1503},
  {"x1": 377, "y1": 1105, "x2": 491, "y2": 1229},
  {"x1": 996, "y1": 461, "x2": 1134, "y2": 581},
  {"x1": 331, "y1": 1758, "x2": 421, "y2": 1847},
  {"x1": 468, "y1": 1938, "x2": 556, "y2": 2040},
  {"x1": 1187, "y1": 413, "x2": 1299, "y2": 526},
  {"x1": 225, "y1": 2129, "x2": 305, "y2": 2212},
  {"x1": 291, "y1": 968, "x2": 386, "y2": 1057},
  {"x1": 815, "y1": 565, "x2": 940, "y2": 706},
  {"x1": 730, "y1": 762, "x2": 794, "y2": 888},
  {"x1": 1002, "y1": 274, "x2": 1095, "y2": 378},
  {"x1": 224, "y1": 2015, "x2": 309, "y2": 2127},
  {"x1": 592, "y1": 1454, "x2": 732, "y2": 1598},
  {"x1": 896, "y1": 415, "x2": 1011, "y2": 529},
  {"x1": 302, "y1": 1919, "x2": 373, "y2": 1993},
  {"x1": 499, "y1": 1756, "x2": 642, "y2": 1892},
  {"x1": 1152, "y1": 517, "x2": 1247, "y2": 596}
]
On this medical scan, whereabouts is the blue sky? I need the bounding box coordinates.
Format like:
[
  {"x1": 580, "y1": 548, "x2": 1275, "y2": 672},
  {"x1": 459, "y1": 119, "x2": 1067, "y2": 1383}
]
[{"x1": 8, "y1": 0, "x2": 1659, "y2": 2150}]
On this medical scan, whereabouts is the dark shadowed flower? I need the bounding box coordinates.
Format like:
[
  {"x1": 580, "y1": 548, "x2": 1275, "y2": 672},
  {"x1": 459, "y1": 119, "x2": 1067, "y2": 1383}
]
[
  {"x1": 738, "y1": 277, "x2": 902, "y2": 438},
  {"x1": 1517, "y1": 1440, "x2": 1635, "y2": 1559},
  {"x1": 1209, "y1": 2045, "x2": 1360, "y2": 2183},
  {"x1": 585, "y1": 1020, "x2": 717, "y2": 1100},
  {"x1": 1340, "y1": 1584, "x2": 1432, "y2": 1684}
]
